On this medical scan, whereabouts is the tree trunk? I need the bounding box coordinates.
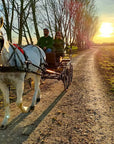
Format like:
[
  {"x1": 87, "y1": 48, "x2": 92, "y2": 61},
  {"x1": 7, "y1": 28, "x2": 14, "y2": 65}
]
[
  {"x1": 31, "y1": 0, "x2": 40, "y2": 42},
  {"x1": 2, "y1": 0, "x2": 10, "y2": 41},
  {"x1": 18, "y1": 0, "x2": 24, "y2": 45}
]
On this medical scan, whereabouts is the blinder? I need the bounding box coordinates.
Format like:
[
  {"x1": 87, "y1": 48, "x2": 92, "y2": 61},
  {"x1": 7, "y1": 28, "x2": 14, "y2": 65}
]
[{"x1": 0, "y1": 31, "x2": 4, "y2": 53}]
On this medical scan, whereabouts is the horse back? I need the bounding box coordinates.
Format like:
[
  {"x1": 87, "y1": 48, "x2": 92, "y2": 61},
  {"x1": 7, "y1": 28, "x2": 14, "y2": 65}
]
[{"x1": 23, "y1": 45, "x2": 46, "y2": 68}]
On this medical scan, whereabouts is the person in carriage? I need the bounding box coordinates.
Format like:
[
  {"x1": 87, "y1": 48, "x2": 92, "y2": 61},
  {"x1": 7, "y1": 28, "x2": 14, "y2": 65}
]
[
  {"x1": 53, "y1": 31, "x2": 64, "y2": 62},
  {"x1": 37, "y1": 29, "x2": 64, "y2": 65},
  {"x1": 37, "y1": 28, "x2": 53, "y2": 53}
]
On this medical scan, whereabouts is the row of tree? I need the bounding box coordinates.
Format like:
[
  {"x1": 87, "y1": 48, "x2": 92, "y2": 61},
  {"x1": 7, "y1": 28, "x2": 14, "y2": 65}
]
[{"x1": 0, "y1": 0, "x2": 98, "y2": 49}]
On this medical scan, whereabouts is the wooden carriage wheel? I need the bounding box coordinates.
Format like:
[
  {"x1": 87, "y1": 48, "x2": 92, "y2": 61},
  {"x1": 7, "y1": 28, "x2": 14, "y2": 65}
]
[
  {"x1": 68, "y1": 64, "x2": 73, "y2": 85},
  {"x1": 61, "y1": 68, "x2": 69, "y2": 90}
]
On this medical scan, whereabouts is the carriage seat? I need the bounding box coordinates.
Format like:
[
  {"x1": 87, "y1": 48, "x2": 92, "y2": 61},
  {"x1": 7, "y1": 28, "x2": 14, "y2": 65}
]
[{"x1": 46, "y1": 52, "x2": 58, "y2": 67}]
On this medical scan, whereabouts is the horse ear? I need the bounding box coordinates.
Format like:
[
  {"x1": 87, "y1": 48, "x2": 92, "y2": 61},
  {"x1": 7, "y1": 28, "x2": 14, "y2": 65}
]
[{"x1": 0, "y1": 17, "x2": 3, "y2": 29}]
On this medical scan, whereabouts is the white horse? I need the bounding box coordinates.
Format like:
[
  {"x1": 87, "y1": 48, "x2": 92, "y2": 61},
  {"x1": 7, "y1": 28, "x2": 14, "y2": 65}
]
[{"x1": 0, "y1": 17, "x2": 46, "y2": 129}]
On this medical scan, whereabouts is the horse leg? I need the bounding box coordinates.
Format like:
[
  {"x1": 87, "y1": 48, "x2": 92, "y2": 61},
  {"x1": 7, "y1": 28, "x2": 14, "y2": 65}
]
[
  {"x1": 36, "y1": 84, "x2": 41, "y2": 104},
  {"x1": 16, "y1": 80, "x2": 28, "y2": 113},
  {"x1": 0, "y1": 83, "x2": 10, "y2": 129},
  {"x1": 36, "y1": 76, "x2": 41, "y2": 104},
  {"x1": 29, "y1": 75, "x2": 41, "y2": 111}
]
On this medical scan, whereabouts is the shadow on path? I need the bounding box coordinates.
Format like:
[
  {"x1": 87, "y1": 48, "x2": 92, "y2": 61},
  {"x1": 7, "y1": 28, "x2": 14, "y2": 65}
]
[
  {"x1": 21, "y1": 90, "x2": 66, "y2": 142},
  {"x1": 0, "y1": 90, "x2": 66, "y2": 143}
]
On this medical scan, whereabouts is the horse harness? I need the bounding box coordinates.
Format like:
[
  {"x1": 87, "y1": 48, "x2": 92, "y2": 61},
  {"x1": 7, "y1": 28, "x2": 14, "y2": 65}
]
[
  {"x1": 0, "y1": 31, "x2": 45, "y2": 75},
  {"x1": 7, "y1": 43, "x2": 45, "y2": 75}
]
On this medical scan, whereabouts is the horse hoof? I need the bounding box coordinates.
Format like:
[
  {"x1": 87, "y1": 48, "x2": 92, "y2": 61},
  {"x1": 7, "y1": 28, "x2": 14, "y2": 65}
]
[
  {"x1": 0, "y1": 125, "x2": 7, "y2": 130},
  {"x1": 36, "y1": 98, "x2": 40, "y2": 104},
  {"x1": 29, "y1": 106, "x2": 35, "y2": 112}
]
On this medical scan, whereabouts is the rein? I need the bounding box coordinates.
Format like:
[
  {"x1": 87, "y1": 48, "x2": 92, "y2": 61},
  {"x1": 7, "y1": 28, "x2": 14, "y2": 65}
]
[{"x1": 25, "y1": 60, "x2": 45, "y2": 72}]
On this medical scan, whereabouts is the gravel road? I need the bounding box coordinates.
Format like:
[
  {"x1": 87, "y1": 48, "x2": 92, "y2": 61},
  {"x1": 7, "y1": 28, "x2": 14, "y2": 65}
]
[{"x1": 0, "y1": 47, "x2": 113, "y2": 144}]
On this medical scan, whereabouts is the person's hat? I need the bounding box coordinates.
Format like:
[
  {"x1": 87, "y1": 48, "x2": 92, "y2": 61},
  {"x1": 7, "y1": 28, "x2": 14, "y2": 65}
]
[{"x1": 43, "y1": 28, "x2": 49, "y2": 31}]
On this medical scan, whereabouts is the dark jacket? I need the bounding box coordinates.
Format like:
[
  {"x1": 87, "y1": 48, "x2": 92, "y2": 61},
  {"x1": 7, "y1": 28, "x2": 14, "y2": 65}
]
[
  {"x1": 53, "y1": 38, "x2": 64, "y2": 53},
  {"x1": 37, "y1": 36, "x2": 53, "y2": 50}
]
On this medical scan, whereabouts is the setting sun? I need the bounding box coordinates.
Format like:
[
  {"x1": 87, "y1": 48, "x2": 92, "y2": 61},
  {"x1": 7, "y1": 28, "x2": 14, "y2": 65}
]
[{"x1": 100, "y1": 23, "x2": 113, "y2": 37}]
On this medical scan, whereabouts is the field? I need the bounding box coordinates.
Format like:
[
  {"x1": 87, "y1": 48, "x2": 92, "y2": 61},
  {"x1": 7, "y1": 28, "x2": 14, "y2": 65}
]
[{"x1": 96, "y1": 45, "x2": 114, "y2": 92}]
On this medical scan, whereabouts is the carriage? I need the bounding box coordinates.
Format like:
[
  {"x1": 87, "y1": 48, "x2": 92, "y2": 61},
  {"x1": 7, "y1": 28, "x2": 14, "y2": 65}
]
[{"x1": 0, "y1": 46, "x2": 73, "y2": 90}]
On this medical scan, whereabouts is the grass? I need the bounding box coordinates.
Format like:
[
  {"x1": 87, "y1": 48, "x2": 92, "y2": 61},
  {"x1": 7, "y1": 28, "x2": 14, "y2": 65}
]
[
  {"x1": 72, "y1": 46, "x2": 78, "y2": 50},
  {"x1": 96, "y1": 46, "x2": 114, "y2": 92},
  {"x1": 66, "y1": 45, "x2": 78, "y2": 55}
]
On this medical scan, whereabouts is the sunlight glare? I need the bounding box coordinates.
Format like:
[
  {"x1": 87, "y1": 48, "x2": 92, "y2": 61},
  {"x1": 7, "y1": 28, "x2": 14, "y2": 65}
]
[{"x1": 100, "y1": 23, "x2": 113, "y2": 37}]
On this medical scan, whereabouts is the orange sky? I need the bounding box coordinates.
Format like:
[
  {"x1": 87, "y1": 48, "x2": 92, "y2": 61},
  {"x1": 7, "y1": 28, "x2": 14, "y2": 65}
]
[
  {"x1": 93, "y1": 17, "x2": 114, "y2": 43},
  {"x1": 93, "y1": 0, "x2": 114, "y2": 43}
]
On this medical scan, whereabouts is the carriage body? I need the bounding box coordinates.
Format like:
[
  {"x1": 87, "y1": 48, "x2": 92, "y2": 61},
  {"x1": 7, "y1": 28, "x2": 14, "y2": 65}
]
[{"x1": 43, "y1": 53, "x2": 73, "y2": 89}]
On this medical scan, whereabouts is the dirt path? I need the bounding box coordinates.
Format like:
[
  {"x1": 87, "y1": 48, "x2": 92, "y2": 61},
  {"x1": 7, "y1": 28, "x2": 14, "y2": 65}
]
[{"x1": 0, "y1": 48, "x2": 113, "y2": 144}]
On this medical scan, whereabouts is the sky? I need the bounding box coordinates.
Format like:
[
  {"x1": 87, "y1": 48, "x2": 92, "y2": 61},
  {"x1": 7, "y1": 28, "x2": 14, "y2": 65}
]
[
  {"x1": 0, "y1": 0, "x2": 114, "y2": 44},
  {"x1": 93, "y1": 0, "x2": 114, "y2": 43}
]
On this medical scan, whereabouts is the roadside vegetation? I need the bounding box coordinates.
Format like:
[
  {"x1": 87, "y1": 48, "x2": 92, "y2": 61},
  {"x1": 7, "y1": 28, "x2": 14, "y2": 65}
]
[{"x1": 96, "y1": 46, "x2": 114, "y2": 92}]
